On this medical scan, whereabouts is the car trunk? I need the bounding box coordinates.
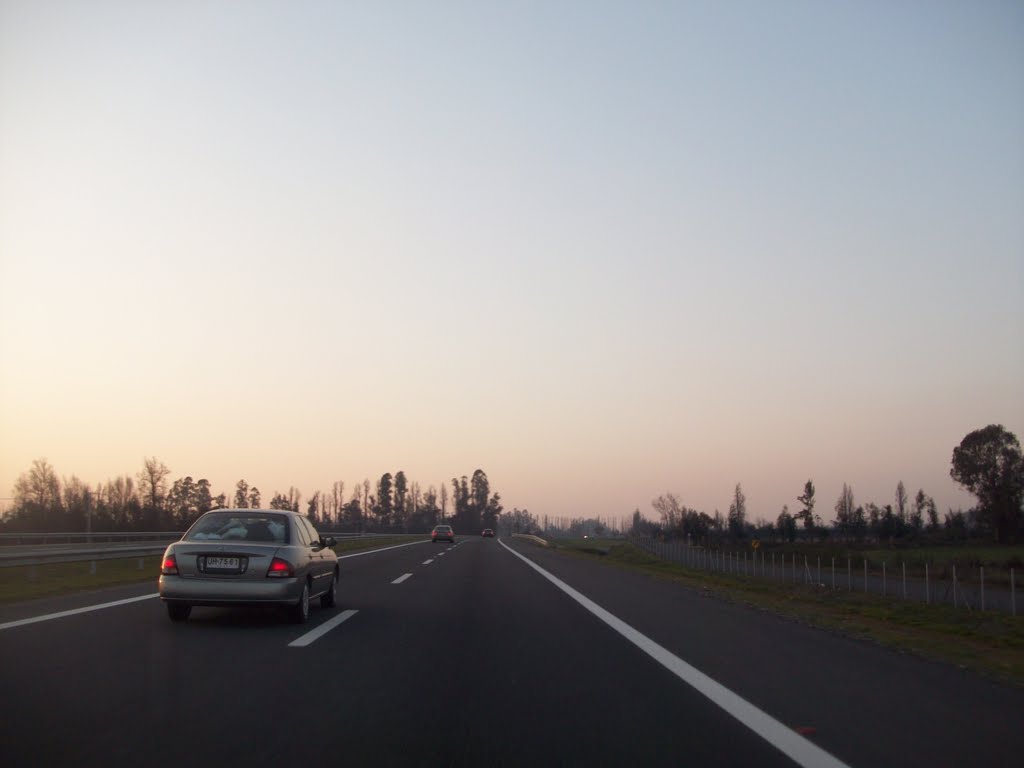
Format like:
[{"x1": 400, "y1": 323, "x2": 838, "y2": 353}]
[{"x1": 171, "y1": 542, "x2": 282, "y2": 580}]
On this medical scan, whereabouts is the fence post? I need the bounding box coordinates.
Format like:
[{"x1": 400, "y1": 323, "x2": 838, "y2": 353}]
[
  {"x1": 864, "y1": 559, "x2": 868, "y2": 593},
  {"x1": 883, "y1": 561, "x2": 886, "y2": 597},
  {"x1": 817, "y1": 556, "x2": 821, "y2": 586},
  {"x1": 804, "y1": 556, "x2": 809, "y2": 585},
  {"x1": 1012, "y1": 569, "x2": 1016, "y2": 617},
  {"x1": 832, "y1": 558, "x2": 835, "y2": 591},
  {"x1": 772, "y1": 552, "x2": 775, "y2": 579},
  {"x1": 902, "y1": 562, "x2": 906, "y2": 600},
  {"x1": 980, "y1": 567, "x2": 985, "y2": 612},
  {"x1": 847, "y1": 557, "x2": 851, "y2": 591},
  {"x1": 90, "y1": 560, "x2": 97, "y2": 576},
  {"x1": 926, "y1": 563, "x2": 930, "y2": 605}
]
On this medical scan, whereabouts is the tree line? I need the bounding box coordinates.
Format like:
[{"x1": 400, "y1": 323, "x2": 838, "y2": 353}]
[
  {"x1": 2, "y1": 458, "x2": 505, "y2": 535},
  {"x1": 636, "y1": 425, "x2": 1024, "y2": 546}
]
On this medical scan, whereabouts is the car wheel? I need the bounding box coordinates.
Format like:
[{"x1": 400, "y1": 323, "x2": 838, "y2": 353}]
[
  {"x1": 291, "y1": 581, "x2": 310, "y2": 624},
  {"x1": 167, "y1": 603, "x2": 191, "y2": 622},
  {"x1": 321, "y1": 570, "x2": 337, "y2": 609}
]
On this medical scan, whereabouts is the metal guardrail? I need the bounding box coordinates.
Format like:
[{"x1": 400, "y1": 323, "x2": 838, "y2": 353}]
[
  {"x1": 513, "y1": 533, "x2": 549, "y2": 547},
  {"x1": 0, "y1": 532, "x2": 182, "y2": 546},
  {"x1": 0, "y1": 545, "x2": 170, "y2": 568}
]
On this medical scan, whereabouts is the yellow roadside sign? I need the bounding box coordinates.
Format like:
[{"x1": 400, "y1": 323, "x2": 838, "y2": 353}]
[{"x1": 752, "y1": 539, "x2": 760, "y2": 551}]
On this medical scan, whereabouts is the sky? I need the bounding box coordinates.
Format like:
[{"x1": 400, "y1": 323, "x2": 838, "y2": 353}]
[{"x1": 1, "y1": 1, "x2": 1022, "y2": 526}]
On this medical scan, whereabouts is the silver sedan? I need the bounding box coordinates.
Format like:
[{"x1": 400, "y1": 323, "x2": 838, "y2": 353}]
[{"x1": 158, "y1": 509, "x2": 339, "y2": 623}]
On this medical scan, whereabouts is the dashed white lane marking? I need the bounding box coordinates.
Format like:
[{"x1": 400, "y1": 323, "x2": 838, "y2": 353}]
[
  {"x1": 498, "y1": 539, "x2": 851, "y2": 768},
  {"x1": 422, "y1": 559, "x2": 434, "y2": 565},
  {"x1": 391, "y1": 573, "x2": 413, "y2": 584},
  {"x1": 0, "y1": 593, "x2": 159, "y2": 632},
  {"x1": 289, "y1": 609, "x2": 359, "y2": 648}
]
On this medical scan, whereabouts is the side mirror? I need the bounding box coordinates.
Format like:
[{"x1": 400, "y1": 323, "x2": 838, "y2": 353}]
[{"x1": 323, "y1": 537, "x2": 337, "y2": 549}]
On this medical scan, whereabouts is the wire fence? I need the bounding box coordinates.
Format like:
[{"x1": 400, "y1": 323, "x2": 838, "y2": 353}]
[{"x1": 631, "y1": 536, "x2": 1018, "y2": 616}]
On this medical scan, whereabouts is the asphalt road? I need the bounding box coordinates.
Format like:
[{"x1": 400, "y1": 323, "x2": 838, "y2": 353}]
[{"x1": 1, "y1": 536, "x2": 1021, "y2": 767}]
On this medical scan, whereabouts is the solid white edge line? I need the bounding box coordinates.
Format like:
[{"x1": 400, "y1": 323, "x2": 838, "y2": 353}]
[
  {"x1": 289, "y1": 609, "x2": 358, "y2": 648},
  {"x1": 391, "y1": 573, "x2": 413, "y2": 584},
  {"x1": 0, "y1": 593, "x2": 160, "y2": 631},
  {"x1": 338, "y1": 539, "x2": 430, "y2": 559},
  {"x1": 498, "y1": 539, "x2": 851, "y2": 768}
]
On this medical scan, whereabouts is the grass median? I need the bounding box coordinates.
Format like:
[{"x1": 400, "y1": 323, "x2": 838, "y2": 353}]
[
  {"x1": 0, "y1": 536, "x2": 426, "y2": 605},
  {"x1": 547, "y1": 538, "x2": 1024, "y2": 688}
]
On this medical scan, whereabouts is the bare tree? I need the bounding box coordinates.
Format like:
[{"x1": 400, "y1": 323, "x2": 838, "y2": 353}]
[
  {"x1": 13, "y1": 459, "x2": 62, "y2": 522},
  {"x1": 138, "y1": 457, "x2": 170, "y2": 524}
]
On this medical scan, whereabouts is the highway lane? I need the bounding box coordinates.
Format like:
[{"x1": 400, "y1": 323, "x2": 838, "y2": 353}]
[
  {"x1": 0, "y1": 536, "x2": 1020, "y2": 766},
  {"x1": 502, "y1": 538, "x2": 1024, "y2": 767}
]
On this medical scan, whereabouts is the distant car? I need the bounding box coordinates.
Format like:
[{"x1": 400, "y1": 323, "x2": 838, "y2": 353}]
[
  {"x1": 158, "y1": 509, "x2": 339, "y2": 624},
  {"x1": 431, "y1": 524, "x2": 455, "y2": 543},
  {"x1": 481, "y1": 528, "x2": 495, "y2": 537}
]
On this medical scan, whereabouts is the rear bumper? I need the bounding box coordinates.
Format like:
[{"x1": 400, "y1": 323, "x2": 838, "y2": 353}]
[{"x1": 159, "y1": 575, "x2": 301, "y2": 606}]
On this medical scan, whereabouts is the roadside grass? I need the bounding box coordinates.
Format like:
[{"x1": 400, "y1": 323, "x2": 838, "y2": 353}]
[
  {"x1": 0, "y1": 557, "x2": 159, "y2": 604},
  {"x1": 0, "y1": 536, "x2": 425, "y2": 605},
  {"x1": 547, "y1": 538, "x2": 1024, "y2": 687}
]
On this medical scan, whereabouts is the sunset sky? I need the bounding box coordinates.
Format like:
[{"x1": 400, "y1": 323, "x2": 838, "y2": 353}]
[{"x1": 1, "y1": 1, "x2": 1022, "y2": 526}]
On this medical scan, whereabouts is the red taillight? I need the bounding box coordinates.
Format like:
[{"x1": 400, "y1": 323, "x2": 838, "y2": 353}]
[
  {"x1": 266, "y1": 557, "x2": 294, "y2": 578},
  {"x1": 161, "y1": 555, "x2": 178, "y2": 575}
]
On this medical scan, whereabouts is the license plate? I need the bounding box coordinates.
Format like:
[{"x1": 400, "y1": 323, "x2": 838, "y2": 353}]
[{"x1": 205, "y1": 557, "x2": 240, "y2": 570}]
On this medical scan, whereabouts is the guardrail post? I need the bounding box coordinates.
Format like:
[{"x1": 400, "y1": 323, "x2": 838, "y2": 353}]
[
  {"x1": 1012, "y1": 569, "x2": 1016, "y2": 617},
  {"x1": 926, "y1": 563, "x2": 930, "y2": 605},
  {"x1": 831, "y1": 558, "x2": 835, "y2": 591},
  {"x1": 847, "y1": 557, "x2": 851, "y2": 591},
  {"x1": 864, "y1": 559, "x2": 868, "y2": 593},
  {"x1": 902, "y1": 562, "x2": 907, "y2": 600},
  {"x1": 90, "y1": 561, "x2": 97, "y2": 576},
  {"x1": 883, "y1": 561, "x2": 886, "y2": 597}
]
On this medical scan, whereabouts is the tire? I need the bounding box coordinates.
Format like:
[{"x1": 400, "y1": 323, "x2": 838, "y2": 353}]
[
  {"x1": 291, "y1": 581, "x2": 311, "y2": 624},
  {"x1": 321, "y1": 570, "x2": 338, "y2": 609},
  {"x1": 167, "y1": 603, "x2": 191, "y2": 622}
]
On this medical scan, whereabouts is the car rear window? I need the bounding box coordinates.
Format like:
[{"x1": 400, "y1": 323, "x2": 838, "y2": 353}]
[{"x1": 185, "y1": 513, "x2": 289, "y2": 543}]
